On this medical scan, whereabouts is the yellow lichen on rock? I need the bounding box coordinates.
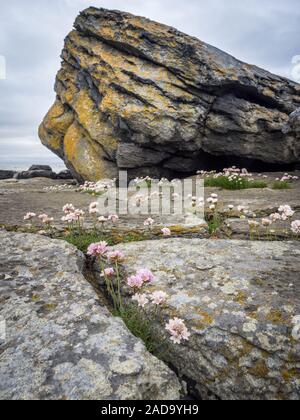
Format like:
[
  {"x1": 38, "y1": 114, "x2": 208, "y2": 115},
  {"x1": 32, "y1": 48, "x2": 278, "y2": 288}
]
[
  {"x1": 39, "y1": 7, "x2": 300, "y2": 181},
  {"x1": 39, "y1": 99, "x2": 74, "y2": 156},
  {"x1": 64, "y1": 121, "x2": 118, "y2": 181}
]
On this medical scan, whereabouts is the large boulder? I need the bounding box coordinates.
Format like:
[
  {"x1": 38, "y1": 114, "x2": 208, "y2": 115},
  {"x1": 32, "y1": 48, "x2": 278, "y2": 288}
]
[
  {"x1": 39, "y1": 8, "x2": 300, "y2": 182},
  {"x1": 103, "y1": 238, "x2": 300, "y2": 400},
  {"x1": 15, "y1": 169, "x2": 57, "y2": 180},
  {"x1": 0, "y1": 231, "x2": 181, "y2": 400},
  {"x1": 0, "y1": 170, "x2": 16, "y2": 180}
]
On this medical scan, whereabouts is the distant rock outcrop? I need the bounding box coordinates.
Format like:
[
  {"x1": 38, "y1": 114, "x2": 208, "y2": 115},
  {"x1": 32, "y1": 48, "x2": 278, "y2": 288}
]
[
  {"x1": 0, "y1": 170, "x2": 16, "y2": 180},
  {"x1": 39, "y1": 7, "x2": 300, "y2": 182}
]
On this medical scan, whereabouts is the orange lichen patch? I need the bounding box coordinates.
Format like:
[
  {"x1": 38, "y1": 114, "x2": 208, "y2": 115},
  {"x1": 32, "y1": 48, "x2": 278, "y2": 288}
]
[
  {"x1": 281, "y1": 368, "x2": 300, "y2": 382},
  {"x1": 265, "y1": 309, "x2": 283, "y2": 324},
  {"x1": 247, "y1": 360, "x2": 269, "y2": 378},
  {"x1": 69, "y1": 31, "x2": 194, "y2": 108},
  {"x1": 64, "y1": 121, "x2": 118, "y2": 181},
  {"x1": 234, "y1": 291, "x2": 247, "y2": 306},
  {"x1": 193, "y1": 308, "x2": 214, "y2": 327},
  {"x1": 39, "y1": 99, "x2": 74, "y2": 154}
]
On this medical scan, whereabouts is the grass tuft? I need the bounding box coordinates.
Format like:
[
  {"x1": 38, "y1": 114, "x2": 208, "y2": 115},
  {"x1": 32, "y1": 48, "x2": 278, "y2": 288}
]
[
  {"x1": 205, "y1": 213, "x2": 223, "y2": 235},
  {"x1": 65, "y1": 232, "x2": 114, "y2": 253},
  {"x1": 272, "y1": 181, "x2": 292, "y2": 190},
  {"x1": 204, "y1": 176, "x2": 267, "y2": 190},
  {"x1": 64, "y1": 230, "x2": 149, "y2": 253},
  {"x1": 114, "y1": 304, "x2": 162, "y2": 355}
]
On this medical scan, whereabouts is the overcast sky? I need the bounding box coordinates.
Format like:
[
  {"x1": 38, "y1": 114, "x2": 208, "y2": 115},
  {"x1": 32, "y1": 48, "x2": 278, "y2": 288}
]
[{"x1": 0, "y1": 0, "x2": 300, "y2": 169}]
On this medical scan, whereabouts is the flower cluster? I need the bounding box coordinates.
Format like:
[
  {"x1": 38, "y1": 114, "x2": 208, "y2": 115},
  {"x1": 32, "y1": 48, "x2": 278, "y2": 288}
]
[
  {"x1": 165, "y1": 317, "x2": 191, "y2": 344},
  {"x1": 43, "y1": 184, "x2": 75, "y2": 192},
  {"x1": 144, "y1": 217, "x2": 155, "y2": 228},
  {"x1": 87, "y1": 241, "x2": 108, "y2": 257},
  {"x1": 276, "y1": 173, "x2": 298, "y2": 182},
  {"x1": 24, "y1": 212, "x2": 36, "y2": 221},
  {"x1": 127, "y1": 268, "x2": 190, "y2": 345},
  {"x1": 207, "y1": 193, "x2": 218, "y2": 211},
  {"x1": 127, "y1": 268, "x2": 154, "y2": 290},
  {"x1": 79, "y1": 179, "x2": 116, "y2": 195},
  {"x1": 291, "y1": 220, "x2": 300, "y2": 235}
]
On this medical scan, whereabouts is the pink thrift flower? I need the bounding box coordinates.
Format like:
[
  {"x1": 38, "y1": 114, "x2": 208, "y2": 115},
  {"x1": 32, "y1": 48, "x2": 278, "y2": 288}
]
[
  {"x1": 101, "y1": 267, "x2": 115, "y2": 277},
  {"x1": 161, "y1": 228, "x2": 171, "y2": 237},
  {"x1": 165, "y1": 318, "x2": 191, "y2": 344},
  {"x1": 137, "y1": 268, "x2": 154, "y2": 283},
  {"x1": 270, "y1": 213, "x2": 281, "y2": 222},
  {"x1": 108, "y1": 214, "x2": 119, "y2": 223},
  {"x1": 87, "y1": 241, "x2": 108, "y2": 257},
  {"x1": 89, "y1": 202, "x2": 99, "y2": 215},
  {"x1": 62, "y1": 204, "x2": 75, "y2": 214},
  {"x1": 144, "y1": 218, "x2": 155, "y2": 227},
  {"x1": 74, "y1": 209, "x2": 85, "y2": 219},
  {"x1": 132, "y1": 293, "x2": 149, "y2": 308},
  {"x1": 262, "y1": 218, "x2": 272, "y2": 227},
  {"x1": 24, "y1": 212, "x2": 36, "y2": 221},
  {"x1": 38, "y1": 214, "x2": 48, "y2": 220},
  {"x1": 127, "y1": 275, "x2": 144, "y2": 289},
  {"x1": 107, "y1": 250, "x2": 125, "y2": 263},
  {"x1": 291, "y1": 220, "x2": 300, "y2": 235},
  {"x1": 151, "y1": 291, "x2": 169, "y2": 305}
]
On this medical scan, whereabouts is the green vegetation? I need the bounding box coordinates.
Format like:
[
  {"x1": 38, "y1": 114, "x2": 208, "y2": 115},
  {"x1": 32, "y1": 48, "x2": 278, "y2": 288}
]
[
  {"x1": 272, "y1": 181, "x2": 292, "y2": 190},
  {"x1": 115, "y1": 304, "x2": 161, "y2": 354},
  {"x1": 205, "y1": 213, "x2": 223, "y2": 235},
  {"x1": 65, "y1": 232, "x2": 114, "y2": 253},
  {"x1": 64, "y1": 230, "x2": 150, "y2": 253},
  {"x1": 204, "y1": 176, "x2": 267, "y2": 190}
]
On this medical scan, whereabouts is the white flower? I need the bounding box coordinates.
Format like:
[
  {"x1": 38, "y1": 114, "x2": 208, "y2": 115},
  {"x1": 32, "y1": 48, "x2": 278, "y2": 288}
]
[
  {"x1": 262, "y1": 218, "x2": 272, "y2": 227},
  {"x1": 291, "y1": 220, "x2": 300, "y2": 235},
  {"x1": 144, "y1": 218, "x2": 155, "y2": 227},
  {"x1": 24, "y1": 212, "x2": 36, "y2": 221},
  {"x1": 161, "y1": 228, "x2": 171, "y2": 237},
  {"x1": 108, "y1": 214, "x2": 119, "y2": 223},
  {"x1": 62, "y1": 204, "x2": 75, "y2": 214},
  {"x1": 248, "y1": 220, "x2": 260, "y2": 228},
  {"x1": 89, "y1": 202, "x2": 99, "y2": 215},
  {"x1": 132, "y1": 293, "x2": 149, "y2": 308},
  {"x1": 150, "y1": 291, "x2": 169, "y2": 305}
]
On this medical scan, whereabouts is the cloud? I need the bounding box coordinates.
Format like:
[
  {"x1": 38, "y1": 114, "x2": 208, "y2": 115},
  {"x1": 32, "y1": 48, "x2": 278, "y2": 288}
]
[
  {"x1": 0, "y1": 0, "x2": 300, "y2": 167},
  {"x1": 291, "y1": 55, "x2": 300, "y2": 82}
]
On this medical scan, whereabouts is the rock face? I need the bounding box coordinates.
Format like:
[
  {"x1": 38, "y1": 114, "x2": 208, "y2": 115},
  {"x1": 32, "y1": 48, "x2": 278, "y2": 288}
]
[
  {"x1": 0, "y1": 231, "x2": 181, "y2": 400},
  {"x1": 39, "y1": 7, "x2": 300, "y2": 182},
  {"x1": 56, "y1": 169, "x2": 74, "y2": 180},
  {"x1": 105, "y1": 238, "x2": 300, "y2": 400},
  {"x1": 15, "y1": 166, "x2": 57, "y2": 180},
  {"x1": 0, "y1": 170, "x2": 16, "y2": 180}
]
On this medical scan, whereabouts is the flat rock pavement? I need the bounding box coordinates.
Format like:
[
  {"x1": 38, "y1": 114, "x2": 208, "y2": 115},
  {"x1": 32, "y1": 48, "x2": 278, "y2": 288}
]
[
  {"x1": 0, "y1": 231, "x2": 181, "y2": 400},
  {"x1": 107, "y1": 238, "x2": 300, "y2": 400}
]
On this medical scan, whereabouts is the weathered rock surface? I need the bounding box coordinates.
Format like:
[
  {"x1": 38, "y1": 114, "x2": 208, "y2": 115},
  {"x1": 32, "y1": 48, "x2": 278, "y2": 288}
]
[
  {"x1": 28, "y1": 165, "x2": 53, "y2": 172},
  {"x1": 15, "y1": 169, "x2": 57, "y2": 180},
  {"x1": 56, "y1": 169, "x2": 74, "y2": 180},
  {"x1": 284, "y1": 108, "x2": 300, "y2": 141},
  {"x1": 0, "y1": 170, "x2": 16, "y2": 180},
  {"x1": 39, "y1": 7, "x2": 300, "y2": 182},
  {"x1": 0, "y1": 231, "x2": 181, "y2": 400},
  {"x1": 106, "y1": 238, "x2": 300, "y2": 400}
]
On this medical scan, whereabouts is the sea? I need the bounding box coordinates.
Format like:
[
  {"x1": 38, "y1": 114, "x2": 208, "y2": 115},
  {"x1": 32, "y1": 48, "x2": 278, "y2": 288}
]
[{"x1": 0, "y1": 157, "x2": 67, "y2": 173}]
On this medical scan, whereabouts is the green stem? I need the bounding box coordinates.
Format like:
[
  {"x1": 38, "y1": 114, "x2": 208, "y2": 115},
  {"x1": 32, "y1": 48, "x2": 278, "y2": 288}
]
[{"x1": 115, "y1": 262, "x2": 123, "y2": 311}]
